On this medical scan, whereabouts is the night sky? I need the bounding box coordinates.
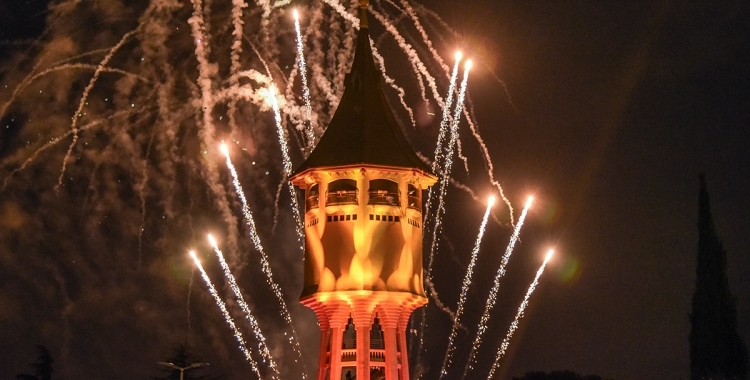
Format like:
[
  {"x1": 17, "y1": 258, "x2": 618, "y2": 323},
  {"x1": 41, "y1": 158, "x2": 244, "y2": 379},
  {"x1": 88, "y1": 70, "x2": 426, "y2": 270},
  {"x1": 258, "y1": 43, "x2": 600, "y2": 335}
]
[{"x1": 1, "y1": 1, "x2": 749, "y2": 379}]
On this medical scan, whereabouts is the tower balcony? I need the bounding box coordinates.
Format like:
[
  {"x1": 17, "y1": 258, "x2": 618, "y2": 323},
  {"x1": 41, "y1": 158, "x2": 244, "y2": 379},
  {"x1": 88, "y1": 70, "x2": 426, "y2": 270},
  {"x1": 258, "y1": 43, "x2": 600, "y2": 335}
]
[
  {"x1": 327, "y1": 190, "x2": 359, "y2": 206},
  {"x1": 367, "y1": 190, "x2": 400, "y2": 206},
  {"x1": 340, "y1": 349, "x2": 389, "y2": 366}
]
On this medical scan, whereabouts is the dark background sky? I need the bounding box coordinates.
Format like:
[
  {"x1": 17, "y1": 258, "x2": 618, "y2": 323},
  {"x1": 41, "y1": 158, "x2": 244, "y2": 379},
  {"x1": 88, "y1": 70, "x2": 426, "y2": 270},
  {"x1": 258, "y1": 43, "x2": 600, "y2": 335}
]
[{"x1": 1, "y1": 0, "x2": 748, "y2": 379}]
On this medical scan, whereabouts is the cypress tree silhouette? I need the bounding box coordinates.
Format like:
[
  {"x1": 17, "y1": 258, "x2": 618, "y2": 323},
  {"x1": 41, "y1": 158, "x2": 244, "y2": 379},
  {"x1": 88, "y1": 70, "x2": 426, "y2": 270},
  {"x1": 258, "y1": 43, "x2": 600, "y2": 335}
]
[{"x1": 689, "y1": 174, "x2": 748, "y2": 380}]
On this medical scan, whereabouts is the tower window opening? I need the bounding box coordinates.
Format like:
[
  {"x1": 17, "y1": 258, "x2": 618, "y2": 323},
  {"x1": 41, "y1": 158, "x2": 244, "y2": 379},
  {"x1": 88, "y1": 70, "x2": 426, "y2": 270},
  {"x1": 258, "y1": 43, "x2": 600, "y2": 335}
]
[
  {"x1": 370, "y1": 318, "x2": 384, "y2": 349},
  {"x1": 407, "y1": 184, "x2": 421, "y2": 211},
  {"x1": 343, "y1": 317, "x2": 356, "y2": 349},
  {"x1": 368, "y1": 179, "x2": 400, "y2": 206},
  {"x1": 326, "y1": 179, "x2": 358, "y2": 206},
  {"x1": 306, "y1": 184, "x2": 320, "y2": 211}
]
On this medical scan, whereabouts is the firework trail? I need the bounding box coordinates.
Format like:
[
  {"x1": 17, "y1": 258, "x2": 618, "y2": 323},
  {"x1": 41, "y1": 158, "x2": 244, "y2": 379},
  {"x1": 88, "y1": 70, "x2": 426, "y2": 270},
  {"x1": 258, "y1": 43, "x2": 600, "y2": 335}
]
[
  {"x1": 396, "y1": 0, "x2": 450, "y2": 74},
  {"x1": 371, "y1": 42, "x2": 416, "y2": 127},
  {"x1": 1, "y1": 109, "x2": 138, "y2": 190},
  {"x1": 207, "y1": 234, "x2": 279, "y2": 379},
  {"x1": 462, "y1": 196, "x2": 533, "y2": 379},
  {"x1": 189, "y1": 251, "x2": 262, "y2": 378},
  {"x1": 293, "y1": 9, "x2": 314, "y2": 154},
  {"x1": 227, "y1": 0, "x2": 248, "y2": 136},
  {"x1": 220, "y1": 143, "x2": 307, "y2": 378},
  {"x1": 487, "y1": 249, "x2": 555, "y2": 379},
  {"x1": 314, "y1": 0, "x2": 419, "y2": 128},
  {"x1": 425, "y1": 59, "x2": 472, "y2": 307},
  {"x1": 137, "y1": 130, "x2": 157, "y2": 271},
  {"x1": 57, "y1": 29, "x2": 139, "y2": 190},
  {"x1": 266, "y1": 85, "x2": 304, "y2": 243},
  {"x1": 424, "y1": 51, "x2": 461, "y2": 219},
  {"x1": 418, "y1": 59, "x2": 472, "y2": 367},
  {"x1": 438, "y1": 196, "x2": 495, "y2": 379}
]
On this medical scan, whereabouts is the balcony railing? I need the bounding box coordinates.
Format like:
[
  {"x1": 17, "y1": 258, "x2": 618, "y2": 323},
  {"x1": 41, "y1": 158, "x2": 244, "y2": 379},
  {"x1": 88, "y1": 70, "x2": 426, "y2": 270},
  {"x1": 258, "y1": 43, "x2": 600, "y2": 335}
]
[
  {"x1": 306, "y1": 195, "x2": 319, "y2": 210},
  {"x1": 339, "y1": 349, "x2": 387, "y2": 365},
  {"x1": 368, "y1": 190, "x2": 400, "y2": 206},
  {"x1": 326, "y1": 190, "x2": 358, "y2": 206},
  {"x1": 407, "y1": 195, "x2": 421, "y2": 211}
]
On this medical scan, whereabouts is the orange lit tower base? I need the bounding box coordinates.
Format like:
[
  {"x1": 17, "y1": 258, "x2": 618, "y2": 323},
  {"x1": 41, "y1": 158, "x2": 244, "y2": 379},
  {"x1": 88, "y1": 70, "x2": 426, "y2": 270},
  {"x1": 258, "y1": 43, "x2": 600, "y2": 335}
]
[{"x1": 290, "y1": 1, "x2": 436, "y2": 379}]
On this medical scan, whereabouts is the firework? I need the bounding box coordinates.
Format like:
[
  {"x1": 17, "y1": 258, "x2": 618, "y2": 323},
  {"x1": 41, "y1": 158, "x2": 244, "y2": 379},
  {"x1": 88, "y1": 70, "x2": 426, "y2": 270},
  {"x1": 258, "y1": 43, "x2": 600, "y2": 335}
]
[
  {"x1": 425, "y1": 51, "x2": 462, "y2": 218},
  {"x1": 293, "y1": 9, "x2": 314, "y2": 154},
  {"x1": 266, "y1": 85, "x2": 304, "y2": 243},
  {"x1": 462, "y1": 196, "x2": 533, "y2": 378},
  {"x1": 438, "y1": 195, "x2": 495, "y2": 379},
  {"x1": 220, "y1": 143, "x2": 306, "y2": 378},
  {"x1": 487, "y1": 249, "x2": 555, "y2": 379},
  {"x1": 189, "y1": 251, "x2": 262, "y2": 378},
  {"x1": 207, "y1": 234, "x2": 279, "y2": 379}
]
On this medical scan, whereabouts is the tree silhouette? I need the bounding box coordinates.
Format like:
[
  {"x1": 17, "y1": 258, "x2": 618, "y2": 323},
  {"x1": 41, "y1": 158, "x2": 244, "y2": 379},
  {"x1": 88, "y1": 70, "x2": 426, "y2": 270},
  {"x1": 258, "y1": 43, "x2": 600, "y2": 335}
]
[
  {"x1": 689, "y1": 174, "x2": 748, "y2": 380},
  {"x1": 16, "y1": 345, "x2": 53, "y2": 380}
]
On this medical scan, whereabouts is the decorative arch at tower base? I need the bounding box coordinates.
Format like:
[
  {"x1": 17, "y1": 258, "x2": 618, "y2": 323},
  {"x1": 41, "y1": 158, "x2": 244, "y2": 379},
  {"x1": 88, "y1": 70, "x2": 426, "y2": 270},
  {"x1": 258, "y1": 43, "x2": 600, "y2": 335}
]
[{"x1": 302, "y1": 291, "x2": 426, "y2": 380}]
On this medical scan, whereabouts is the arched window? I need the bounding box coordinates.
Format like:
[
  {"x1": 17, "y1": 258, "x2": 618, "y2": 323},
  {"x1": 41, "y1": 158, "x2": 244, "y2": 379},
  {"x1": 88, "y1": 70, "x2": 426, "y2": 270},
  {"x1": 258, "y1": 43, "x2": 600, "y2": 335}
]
[
  {"x1": 407, "y1": 184, "x2": 421, "y2": 211},
  {"x1": 368, "y1": 179, "x2": 400, "y2": 206},
  {"x1": 326, "y1": 179, "x2": 358, "y2": 206},
  {"x1": 306, "y1": 184, "x2": 319, "y2": 211}
]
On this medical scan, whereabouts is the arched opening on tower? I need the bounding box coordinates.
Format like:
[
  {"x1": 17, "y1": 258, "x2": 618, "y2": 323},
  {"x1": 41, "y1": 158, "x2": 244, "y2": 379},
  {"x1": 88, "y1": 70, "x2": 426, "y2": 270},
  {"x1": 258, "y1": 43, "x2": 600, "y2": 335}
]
[
  {"x1": 307, "y1": 183, "x2": 320, "y2": 211},
  {"x1": 327, "y1": 179, "x2": 358, "y2": 206},
  {"x1": 368, "y1": 179, "x2": 400, "y2": 206},
  {"x1": 407, "y1": 184, "x2": 421, "y2": 211}
]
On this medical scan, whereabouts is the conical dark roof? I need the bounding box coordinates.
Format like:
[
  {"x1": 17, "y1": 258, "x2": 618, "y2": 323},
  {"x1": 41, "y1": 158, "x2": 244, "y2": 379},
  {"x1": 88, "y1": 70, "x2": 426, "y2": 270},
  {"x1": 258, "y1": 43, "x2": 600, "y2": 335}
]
[{"x1": 292, "y1": 9, "x2": 431, "y2": 176}]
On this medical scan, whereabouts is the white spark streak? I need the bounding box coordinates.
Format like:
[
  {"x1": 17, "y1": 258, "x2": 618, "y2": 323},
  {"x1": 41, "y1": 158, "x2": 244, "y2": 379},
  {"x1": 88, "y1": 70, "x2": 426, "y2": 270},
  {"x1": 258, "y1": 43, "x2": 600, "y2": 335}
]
[
  {"x1": 419, "y1": 60, "x2": 472, "y2": 365},
  {"x1": 189, "y1": 251, "x2": 262, "y2": 378},
  {"x1": 438, "y1": 196, "x2": 495, "y2": 379},
  {"x1": 462, "y1": 196, "x2": 533, "y2": 379},
  {"x1": 220, "y1": 144, "x2": 307, "y2": 379},
  {"x1": 425, "y1": 60, "x2": 471, "y2": 304},
  {"x1": 267, "y1": 85, "x2": 305, "y2": 243},
  {"x1": 486, "y1": 249, "x2": 555, "y2": 380},
  {"x1": 293, "y1": 9, "x2": 314, "y2": 153},
  {"x1": 424, "y1": 52, "x2": 461, "y2": 219},
  {"x1": 207, "y1": 235, "x2": 279, "y2": 379}
]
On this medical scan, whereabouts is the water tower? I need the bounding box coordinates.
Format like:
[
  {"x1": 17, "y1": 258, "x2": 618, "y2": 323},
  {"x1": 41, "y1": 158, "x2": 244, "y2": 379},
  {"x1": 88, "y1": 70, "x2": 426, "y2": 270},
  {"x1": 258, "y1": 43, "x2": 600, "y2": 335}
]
[{"x1": 289, "y1": 1, "x2": 436, "y2": 379}]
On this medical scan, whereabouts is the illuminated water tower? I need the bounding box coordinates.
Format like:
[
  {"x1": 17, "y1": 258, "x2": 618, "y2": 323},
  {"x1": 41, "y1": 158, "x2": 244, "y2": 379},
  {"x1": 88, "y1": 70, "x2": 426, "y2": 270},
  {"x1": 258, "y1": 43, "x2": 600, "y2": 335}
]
[{"x1": 289, "y1": 1, "x2": 436, "y2": 379}]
